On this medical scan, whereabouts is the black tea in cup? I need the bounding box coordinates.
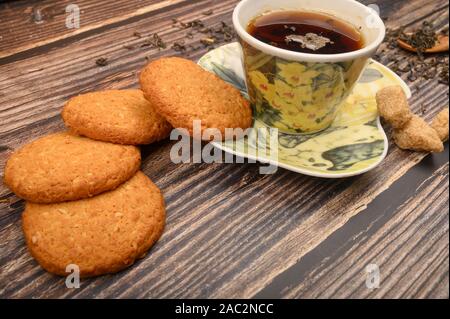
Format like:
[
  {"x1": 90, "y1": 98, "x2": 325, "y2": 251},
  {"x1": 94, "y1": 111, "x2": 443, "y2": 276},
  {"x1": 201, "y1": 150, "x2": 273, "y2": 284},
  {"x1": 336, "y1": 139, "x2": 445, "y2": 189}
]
[{"x1": 247, "y1": 10, "x2": 364, "y2": 54}]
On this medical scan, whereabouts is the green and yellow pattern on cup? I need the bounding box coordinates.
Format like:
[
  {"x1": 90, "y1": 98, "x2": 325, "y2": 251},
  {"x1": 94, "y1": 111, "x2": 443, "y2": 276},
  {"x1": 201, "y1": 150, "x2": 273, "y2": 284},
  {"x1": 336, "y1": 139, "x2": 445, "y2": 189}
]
[
  {"x1": 242, "y1": 41, "x2": 368, "y2": 134},
  {"x1": 198, "y1": 43, "x2": 411, "y2": 177}
]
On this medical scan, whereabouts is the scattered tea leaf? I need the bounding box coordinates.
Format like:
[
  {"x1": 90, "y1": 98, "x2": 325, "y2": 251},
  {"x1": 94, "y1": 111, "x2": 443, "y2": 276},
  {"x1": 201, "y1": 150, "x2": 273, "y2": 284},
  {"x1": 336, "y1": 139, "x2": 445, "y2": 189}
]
[
  {"x1": 169, "y1": 18, "x2": 236, "y2": 55},
  {"x1": 201, "y1": 37, "x2": 216, "y2": 46},
  {"x1": 153, "y1": 33, "x2": 167, "y2": 49},
  {"x1": 439, "y1": 67, "x2": 449, "y2": 85},
  {"x1": 199, "y1": 27, "x2": 212, "y2": 34},
  {"x1": 123, "y1": 44, "x2": 135, "y2": 50},
  {"x1": 141, "y1": 39, "x2": 151, "y2": 47},
  {"x1": 420, "y1": 104, "x2": 427, "y2": 115},
  {"x1": 141, "y1": 33, "x2": 166, "y2": 50},
  {"x1": 95, "y1": 57, "x2": 108, "y2": 67},
  {"x1": 172, "y1": 41, "x2": 187, "y2": 52},
  {"x1": 374, "y1": 21, "x2": 449, "y2": 87}
]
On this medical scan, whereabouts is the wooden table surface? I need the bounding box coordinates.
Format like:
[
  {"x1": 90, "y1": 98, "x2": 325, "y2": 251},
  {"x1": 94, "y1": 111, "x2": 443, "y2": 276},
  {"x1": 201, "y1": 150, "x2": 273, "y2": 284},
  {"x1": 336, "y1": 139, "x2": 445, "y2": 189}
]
[{"x1": 0, "y1": 0, "x2": 448, "y2": 299}]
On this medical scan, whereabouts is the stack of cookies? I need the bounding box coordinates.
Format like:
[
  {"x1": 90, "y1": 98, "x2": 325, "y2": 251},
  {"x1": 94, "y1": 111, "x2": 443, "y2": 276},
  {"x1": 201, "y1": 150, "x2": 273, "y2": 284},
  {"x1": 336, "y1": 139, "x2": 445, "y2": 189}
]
[
  {"x1": 4, "y1": 90, "x2": 170, "y2": 277},
  {"x1": 4, "y1": 58, "x2": 252, "y2": 277},
  {"x1": 3, "y1": 57, "x2": 252, "y2": 278}
]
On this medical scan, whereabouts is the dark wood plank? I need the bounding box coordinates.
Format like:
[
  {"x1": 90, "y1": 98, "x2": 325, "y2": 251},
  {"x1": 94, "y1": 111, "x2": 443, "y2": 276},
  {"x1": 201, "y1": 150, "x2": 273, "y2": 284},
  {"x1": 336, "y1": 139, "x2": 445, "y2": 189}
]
[
  {"x1": 255, "y1": 150, "x2": 449, "y2": 299},
  {"x1": 308, "y1": 164, "x2": 449, "y2": 299},
  {"x1": 0, "y1": 0, "x2": 448, "y2": 298}
]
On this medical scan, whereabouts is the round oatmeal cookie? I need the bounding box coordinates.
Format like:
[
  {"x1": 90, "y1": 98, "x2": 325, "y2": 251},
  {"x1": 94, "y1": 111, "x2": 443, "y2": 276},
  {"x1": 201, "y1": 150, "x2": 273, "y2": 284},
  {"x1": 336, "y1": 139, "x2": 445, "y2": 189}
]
[
  {"x1": 62, "y1": 89, "x2": 172, "y2": 145},
  {"x1": 139, "y1": 57, "x2": 252, "y2": 140},
  {"x1": 22, "y1": 171, "x2": 166, "y2": 277},
  {"x1": 4, "y1": 132, "x2": 141, "y2": 203}
]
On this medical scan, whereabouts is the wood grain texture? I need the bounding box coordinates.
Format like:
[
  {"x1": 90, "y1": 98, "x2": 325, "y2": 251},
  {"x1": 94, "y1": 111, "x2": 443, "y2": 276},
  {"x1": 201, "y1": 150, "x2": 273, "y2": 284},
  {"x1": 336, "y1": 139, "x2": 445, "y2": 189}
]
[
  {"x1": 255, "y1": 151, "x2": 449, "y2": 299},
  {"x1": 0, "y1": 0, "x2": 190, "y2": 58},
  {"x1": 0, "y1": 0, "x2": 448, "y2": 299},
  {"x1": 295, "y1": 164, "x2": 449, "y2": 299}
]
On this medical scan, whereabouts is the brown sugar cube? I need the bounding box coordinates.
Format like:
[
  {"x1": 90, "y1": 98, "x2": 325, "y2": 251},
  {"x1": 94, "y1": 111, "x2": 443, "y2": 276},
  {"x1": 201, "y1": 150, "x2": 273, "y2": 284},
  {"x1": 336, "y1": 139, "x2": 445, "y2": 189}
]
[
  {"x1": 376, "y1": 85, "x2": 413, "y2": 129},
  {"x1": 431, "y1": 108, "x2": 449, "y2": 142},
  {"x1": 393, "y1": 115, "x2": 444, "y2": 153}
]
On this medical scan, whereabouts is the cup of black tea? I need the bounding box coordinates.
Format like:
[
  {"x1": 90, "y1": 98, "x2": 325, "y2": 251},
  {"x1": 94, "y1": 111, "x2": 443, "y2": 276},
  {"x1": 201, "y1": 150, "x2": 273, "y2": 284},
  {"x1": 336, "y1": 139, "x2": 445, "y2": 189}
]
[{"x1": 233, "y1": 0, "x2": 385, "y2": 134}]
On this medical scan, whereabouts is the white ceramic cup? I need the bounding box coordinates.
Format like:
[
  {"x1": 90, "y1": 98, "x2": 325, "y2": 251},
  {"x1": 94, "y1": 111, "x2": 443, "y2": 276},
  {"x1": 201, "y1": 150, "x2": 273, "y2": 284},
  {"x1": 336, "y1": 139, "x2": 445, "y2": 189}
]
[{"x1": 233, "y1": 0, "x2": 386, "y2": 134}]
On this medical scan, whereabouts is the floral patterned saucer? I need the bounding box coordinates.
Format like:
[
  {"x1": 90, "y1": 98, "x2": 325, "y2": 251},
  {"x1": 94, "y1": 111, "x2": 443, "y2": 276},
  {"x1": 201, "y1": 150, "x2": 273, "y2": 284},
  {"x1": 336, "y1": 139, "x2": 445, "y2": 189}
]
[{"x1": 198, "y1": 43, "x2": 411, "y2": 178}]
